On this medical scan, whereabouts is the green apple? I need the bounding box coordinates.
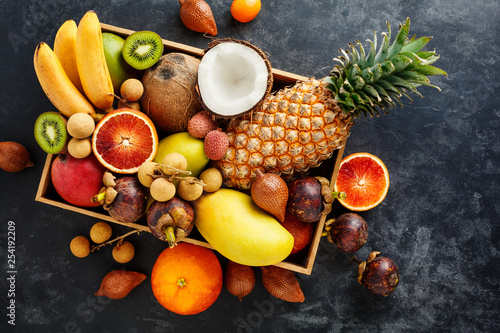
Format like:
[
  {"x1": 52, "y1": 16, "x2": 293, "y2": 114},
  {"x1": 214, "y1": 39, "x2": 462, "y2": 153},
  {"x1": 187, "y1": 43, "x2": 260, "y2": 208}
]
[
  {"x1": 102, "y1": 32, "x2": 136, "y2": 93},
  {"x1": 154, "y1": 132, "x2": 209, "y2": 177}
]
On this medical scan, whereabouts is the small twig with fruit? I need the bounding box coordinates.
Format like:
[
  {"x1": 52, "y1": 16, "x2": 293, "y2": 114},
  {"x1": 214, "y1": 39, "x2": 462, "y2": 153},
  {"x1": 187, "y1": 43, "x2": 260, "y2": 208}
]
[{"x1": 91, "y1": 229, "x2": 142, "y2": 252}]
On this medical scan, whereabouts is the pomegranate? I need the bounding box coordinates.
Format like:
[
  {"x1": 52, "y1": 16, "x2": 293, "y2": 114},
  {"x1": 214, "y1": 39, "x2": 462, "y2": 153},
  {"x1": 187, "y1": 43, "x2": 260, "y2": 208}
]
[{"x1": 51, "y1": 153, "x2": 107, "y2": 207}]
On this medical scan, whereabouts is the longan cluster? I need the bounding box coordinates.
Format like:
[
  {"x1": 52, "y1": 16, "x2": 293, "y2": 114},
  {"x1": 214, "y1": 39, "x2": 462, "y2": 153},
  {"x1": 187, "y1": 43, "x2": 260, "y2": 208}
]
[
  {"x1": 138, "y1": 152, "x2": 223, "y2": 202},
  {"x1": 69, "y1": 221, "x2": 138, "y2": 264}
]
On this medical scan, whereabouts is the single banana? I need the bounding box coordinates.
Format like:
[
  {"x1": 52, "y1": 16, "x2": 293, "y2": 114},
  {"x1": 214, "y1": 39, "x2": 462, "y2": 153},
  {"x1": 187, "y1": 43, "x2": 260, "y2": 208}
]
[
  {"x1": 54, "y1": 19, "x2": 84, "y2": 94},
  {"x1": 76, "y1": 11, "x2": 114, "y2": 110},
  {"x1": 34, "y1": 42, "x2": 96, "y2": 119}
]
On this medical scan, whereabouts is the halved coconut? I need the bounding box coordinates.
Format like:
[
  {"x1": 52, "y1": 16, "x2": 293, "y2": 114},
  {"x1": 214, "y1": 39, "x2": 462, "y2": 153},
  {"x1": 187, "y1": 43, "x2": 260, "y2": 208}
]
[{"x1": 197, "y1": 39, "x2": 273, "y2": 118}]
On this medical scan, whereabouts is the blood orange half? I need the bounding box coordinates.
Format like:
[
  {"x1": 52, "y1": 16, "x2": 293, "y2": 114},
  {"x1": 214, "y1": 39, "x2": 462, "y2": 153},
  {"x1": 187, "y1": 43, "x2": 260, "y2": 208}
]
[
  {"x1": 92, "y1": 108, "x2": 158, "y2": 174},
  {"x1": 334, "y1": 152, "x2": 390, "y2": 211}
]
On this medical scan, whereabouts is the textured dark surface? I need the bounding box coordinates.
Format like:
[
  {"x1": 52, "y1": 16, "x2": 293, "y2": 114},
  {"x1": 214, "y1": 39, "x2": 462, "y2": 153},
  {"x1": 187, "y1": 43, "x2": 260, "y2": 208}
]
[{"x1": 1, "y1": 0, "x2": 499, "y2": 332}]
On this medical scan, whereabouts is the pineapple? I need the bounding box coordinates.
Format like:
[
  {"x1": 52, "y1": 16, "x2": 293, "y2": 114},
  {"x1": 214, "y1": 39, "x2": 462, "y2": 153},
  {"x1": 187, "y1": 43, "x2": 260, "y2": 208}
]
[{"x1": 216, "y1": 18, "x2": 447, "y2": 189}]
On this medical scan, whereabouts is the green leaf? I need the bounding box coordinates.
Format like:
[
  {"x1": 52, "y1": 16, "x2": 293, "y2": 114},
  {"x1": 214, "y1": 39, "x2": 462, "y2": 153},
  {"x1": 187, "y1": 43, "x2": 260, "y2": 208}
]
[
  {"x1": 398, "y1": 70, "x2": 431, "y2": 84},
  {"x1": 413, "y1": 65, "x2": 447, "y2": 76},
  {"x1": 390, "y1": 55, "x2": 412, "y2": 72},
  {"x1": 349, "y1": 64, "x2": 363, "y2": 77},
  {"x1": 384, "y1": 75, "x2": 420, "y2": 95},
  {"x1": 370, "y1": 63, "x2": 383, "y2": 81},
  {"x1": 387, "y1": 18, "x2": 410, "y2": 58},
  {"x1": 349, "y1": 43, "x2": 360, "y2": 64},
  {"x1": 363, "y1": 84, "x2": 382, "y2": 102},
  {"x1": 380, "y1": 60, "x2": 396, "y2": 76},
  {"x1": 366, "y1": 33, "x2": 377, "y2": 66},
  {"x1": 400, "y1": 52, "x2": 425, "y2": 70},
  {"x1": 356, "y1": 41, "x2": 367, "y2": 69},
  {"x1": 343, "y1": 78, "x2": 354, "y2": 92},
  {"x1": 362, "y1": 67, "x2": 375, "y2": 84},
  {"x1": 356, "y1": 91, "x2": 373, "y2": 106},
  {"x1": 350, "y1": 92, "x2": 365, "y2": 104},
  {"x1": 416, "y1": 51, "x2": 436, "y2": 59},
  {"x1": 374, "y1": 32, "x2": 390, "y2": 64},
  {"x1": 401, "y1": 36, "x2": 432, "y2": 53},
  {"x1": 376, "y1": 79, "x2": 401, "y2": 95},
  {"x1": 350, "y1": 74, "x2": 366, "y2": 90},
  {"x1": 372, "y1": 83, "x2": 391, "y2": 100}
]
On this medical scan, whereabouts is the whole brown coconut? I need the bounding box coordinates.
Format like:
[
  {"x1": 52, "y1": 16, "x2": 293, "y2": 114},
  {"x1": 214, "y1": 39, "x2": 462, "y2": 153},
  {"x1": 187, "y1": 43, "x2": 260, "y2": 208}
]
[{"x1": 141, "y1": 53, "x2": 202, "y2": 133}]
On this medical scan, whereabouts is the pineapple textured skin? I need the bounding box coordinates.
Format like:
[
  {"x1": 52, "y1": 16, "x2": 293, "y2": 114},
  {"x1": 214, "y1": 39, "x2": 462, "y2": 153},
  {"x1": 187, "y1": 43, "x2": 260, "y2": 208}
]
[
  {"x1": 216, "y1": 78, "x2": 353, "y2": 189},
  {"x1": 215, "y1": 18, "x2": 446, "y2": 189}
]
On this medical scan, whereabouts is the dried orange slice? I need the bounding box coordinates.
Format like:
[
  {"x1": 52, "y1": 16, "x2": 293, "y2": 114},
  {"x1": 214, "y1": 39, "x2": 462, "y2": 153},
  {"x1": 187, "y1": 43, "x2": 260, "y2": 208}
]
[
  {"x1": 334, "y1": 152, "x2": 390, "y2": 211},
  {"x1": 92, "y1": 108, "x2": 158, "y2": 174}
]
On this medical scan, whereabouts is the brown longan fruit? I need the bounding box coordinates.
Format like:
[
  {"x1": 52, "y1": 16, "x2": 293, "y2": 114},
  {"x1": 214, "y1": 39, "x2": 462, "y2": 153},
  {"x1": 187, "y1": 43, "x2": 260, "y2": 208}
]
[
  {"x1": 112, "y1": 241, "x2": 135, "y2": 263},
  {"x1": 67, "y1": 137, "x2": 92, "y2": 159},
  {"x1": 150, "y1": 177, "x2": 176, "y2": 202},
  {"x1": 161, "y1": 152, "x2": 188, "y2": 176},
  {"x1": 117, "y1": 100, "x2": 141, "y2": 111},
  {"x1": 70, "y1": 236, "x2": 91, "y2": 258},
  {"x1": 177, "y1": 177, "x2": 204, "y2": 201},
  {"x1": 89, "y1": 222, "x2": 112, "y2": 244},
  {"x1": 199, "y1": 168, "x2": 222, "y2": 192},
  {"x1": 120, "y1": 78, "x2": 144, "y2": 102},
  {"x1": 137, "y1": 161, "x2": 159, "y2": 187},
  {"x1": 67, "y1": 113, "x2": 95, "y2": 139}
]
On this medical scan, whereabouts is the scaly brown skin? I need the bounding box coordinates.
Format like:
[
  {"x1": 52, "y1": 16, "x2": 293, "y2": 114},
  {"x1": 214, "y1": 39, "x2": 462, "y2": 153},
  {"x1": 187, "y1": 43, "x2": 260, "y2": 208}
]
[
  {"x1": 287, "y1": 176, "x2": 324, "y2": 223},
  {"x1": 327, "y1": 213, "x2": 369, "y2": 253},
  {"x1": 359, "y1": 255, "x2": 400, "y2": 296},
  {"x1": 104, "y1": 177, "x2": 147, "y2": 223}
]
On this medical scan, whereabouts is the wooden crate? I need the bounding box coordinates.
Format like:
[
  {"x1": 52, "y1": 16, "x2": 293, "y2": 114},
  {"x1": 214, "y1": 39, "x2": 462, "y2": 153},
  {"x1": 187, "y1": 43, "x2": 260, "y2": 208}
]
[{"x1": 35, "y1": 23, "x2": 346, "y2": 275}]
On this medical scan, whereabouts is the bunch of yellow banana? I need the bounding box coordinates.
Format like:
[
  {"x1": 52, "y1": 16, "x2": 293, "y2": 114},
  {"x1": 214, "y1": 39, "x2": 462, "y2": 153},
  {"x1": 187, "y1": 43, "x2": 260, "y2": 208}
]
[
  {"x1": 75, "y1": 11, "x2": 114, "y2": 110},
  {"x1": 33, "y1": 10, "x2": 114, "y2": 120}
]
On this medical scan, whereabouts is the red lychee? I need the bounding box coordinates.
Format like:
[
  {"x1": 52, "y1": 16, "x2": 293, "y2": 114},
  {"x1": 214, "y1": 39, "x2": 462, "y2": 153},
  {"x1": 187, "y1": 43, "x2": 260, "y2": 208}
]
[
  {"x1": 204, "y1": 129, "x2": 229, "y2": 160},
  {"x1": 188, "y1": 111, "x2": 218, "y2": 138}
]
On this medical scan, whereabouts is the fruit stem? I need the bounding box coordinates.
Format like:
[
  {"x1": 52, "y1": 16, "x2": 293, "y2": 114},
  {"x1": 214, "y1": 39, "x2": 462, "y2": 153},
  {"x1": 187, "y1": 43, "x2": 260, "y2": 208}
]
[
  {"x1": 332, "y1": 191, "x2": 347, "y2": 200},
  {"x1": 92, "y1": 191, "x2": 106, "y2": 203},
  {"x1": 351, "y1": 255, "x2": 363, "y2": 264},
  {"x1": 165, "y1": 226, "x2": 177, "y2": 249},
  {"x1": 177, "y1": 277, "x2": 187, "y2": 287},
  {"x1": 158, "y1": 163, "x2": 192, "y2": 176},
  {"x1": 91, "y1": 229, "x2": 142, "y2": 252}
]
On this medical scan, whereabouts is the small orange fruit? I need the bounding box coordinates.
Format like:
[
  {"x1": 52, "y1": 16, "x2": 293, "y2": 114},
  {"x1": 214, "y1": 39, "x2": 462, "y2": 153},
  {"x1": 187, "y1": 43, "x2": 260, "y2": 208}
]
[
  {"x1": 92, "y1": 108, "x2": 158, "y2": 174},
  {"x1": 231, "y1": 0, "x2": 261, "y2": 23},
  {"x1": 151, "y1": 243, "x2": 223, "y2": 315},
  {"x1": 334, "y1": 152, "x2": 390, "y2": 211}
]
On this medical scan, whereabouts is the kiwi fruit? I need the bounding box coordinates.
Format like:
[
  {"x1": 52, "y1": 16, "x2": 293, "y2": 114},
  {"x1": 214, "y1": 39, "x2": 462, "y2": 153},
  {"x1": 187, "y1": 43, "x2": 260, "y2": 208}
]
[
  {"x1": 122, "y1": 31, "x2": 164, "y2": 70},
  {"x1": 34, "y1": 111, "x2": 68, "y2": 154}
]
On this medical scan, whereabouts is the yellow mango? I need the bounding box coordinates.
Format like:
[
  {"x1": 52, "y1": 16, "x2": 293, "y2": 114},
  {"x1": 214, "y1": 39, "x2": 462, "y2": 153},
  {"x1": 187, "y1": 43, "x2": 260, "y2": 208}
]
[{"x1": 193, "y1": 189, "x2": 294, "y2": 266}]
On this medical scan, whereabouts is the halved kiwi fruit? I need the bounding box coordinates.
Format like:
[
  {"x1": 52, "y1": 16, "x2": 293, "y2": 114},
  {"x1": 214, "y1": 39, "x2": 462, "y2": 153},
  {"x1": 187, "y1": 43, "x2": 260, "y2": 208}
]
[
  {"x1": 122, "y1": 31, "x2": 164, "y2": 70},
  {"x1": 34, "y1": 112, "x2": 67, "y2": 154}
]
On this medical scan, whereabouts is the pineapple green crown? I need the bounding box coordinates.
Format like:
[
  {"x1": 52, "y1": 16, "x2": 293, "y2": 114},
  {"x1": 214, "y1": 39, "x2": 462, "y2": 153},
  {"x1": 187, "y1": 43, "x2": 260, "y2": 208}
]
[{"x1": 326, "y1": 17, "x2": 447, "y2": 118}]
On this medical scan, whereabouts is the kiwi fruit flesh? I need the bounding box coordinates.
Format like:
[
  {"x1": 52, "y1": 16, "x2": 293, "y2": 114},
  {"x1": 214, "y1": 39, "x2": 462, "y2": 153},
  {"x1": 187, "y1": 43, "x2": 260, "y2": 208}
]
[
  {"x1": 34, "y1": 112, "x2": 67, "y2": 154},
  {"x1": 122, "y1": 31, "x2": 164, "y2": 70}
]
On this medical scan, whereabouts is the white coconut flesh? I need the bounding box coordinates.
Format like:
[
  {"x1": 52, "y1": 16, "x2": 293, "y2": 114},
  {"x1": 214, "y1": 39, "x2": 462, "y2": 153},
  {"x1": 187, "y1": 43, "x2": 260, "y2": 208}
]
[{"x1": 198, "y1": 42, "x2": 271, "y2": 117}]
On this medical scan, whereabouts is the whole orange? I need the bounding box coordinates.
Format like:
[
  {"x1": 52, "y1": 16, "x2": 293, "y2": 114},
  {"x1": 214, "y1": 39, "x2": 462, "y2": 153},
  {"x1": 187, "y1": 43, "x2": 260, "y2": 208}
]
[
  {"x1": 231, "y1": 0, "x2": 261, "y2": 23},
  {"x1": 151, "y1": 243, "x2": 223, "y2": 315}
]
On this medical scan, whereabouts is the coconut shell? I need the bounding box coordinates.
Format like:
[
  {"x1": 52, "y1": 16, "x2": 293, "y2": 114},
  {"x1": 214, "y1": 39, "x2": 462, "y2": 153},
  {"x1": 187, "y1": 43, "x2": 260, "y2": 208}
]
[
  {"x1": 141, "y1": 53, "x2": 202, "y2": 134},
  {"x1": 261, "y1": 266, "x2": 305, "y2": 303},
  {"x1": 198, "y1": 39, "x2": 273, "y2": 118}
]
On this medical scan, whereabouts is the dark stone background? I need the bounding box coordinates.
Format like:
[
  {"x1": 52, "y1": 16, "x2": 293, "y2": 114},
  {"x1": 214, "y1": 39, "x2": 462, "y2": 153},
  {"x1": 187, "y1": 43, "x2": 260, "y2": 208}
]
[{"x1": 1, "y1": 0, "x2": 499, "y2": 332}]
